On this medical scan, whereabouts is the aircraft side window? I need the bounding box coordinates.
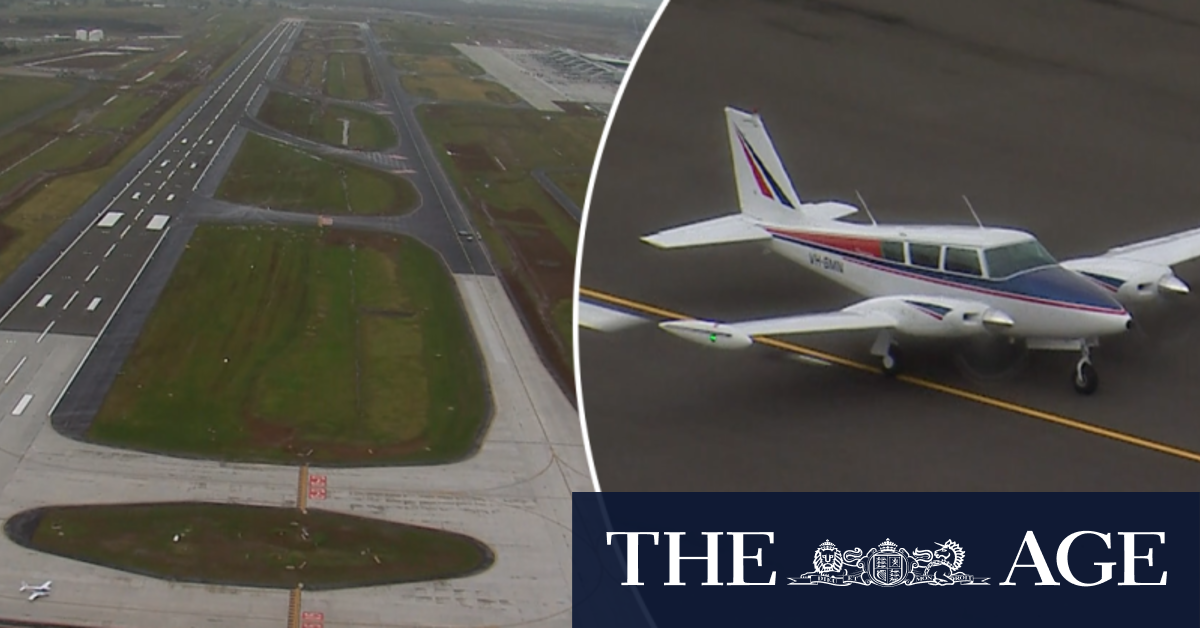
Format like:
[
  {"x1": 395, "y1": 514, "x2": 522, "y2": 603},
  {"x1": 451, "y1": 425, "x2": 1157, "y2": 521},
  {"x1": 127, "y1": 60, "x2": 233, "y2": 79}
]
[
  {"x1": 881, "y1": 241, "x2": 905, "y2": 263},
  {"x1": 944, "y1": 247, "x2": 982, "y2": 276},
  {"x1": 907, "y1": 243, "x2": 940, "y2": 269}
]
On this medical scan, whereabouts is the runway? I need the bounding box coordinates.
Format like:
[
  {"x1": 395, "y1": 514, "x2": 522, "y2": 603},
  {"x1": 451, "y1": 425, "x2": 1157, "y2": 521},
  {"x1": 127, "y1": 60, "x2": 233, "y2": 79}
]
[
  {"x1": 0, "y1": 16, "x2": 587, "y2": 628},
  {"x1": 577, "y1": 0, "x2": 1200, "y2": 491}
]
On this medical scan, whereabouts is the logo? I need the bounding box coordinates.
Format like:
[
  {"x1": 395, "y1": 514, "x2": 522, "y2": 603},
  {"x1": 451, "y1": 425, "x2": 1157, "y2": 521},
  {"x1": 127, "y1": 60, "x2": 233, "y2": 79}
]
[{"x1": 790, "y1": 538, "x2": 989, "y2": 587}]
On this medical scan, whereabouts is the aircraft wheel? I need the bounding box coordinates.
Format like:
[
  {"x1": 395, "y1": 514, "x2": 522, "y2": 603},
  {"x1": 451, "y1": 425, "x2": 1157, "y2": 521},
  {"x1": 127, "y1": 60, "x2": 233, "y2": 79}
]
[
  {"x1": 1072, "y1": 360, "x2": 1098, "y2": 395},
  {"x1": 881, "y1": 347, "x2": 903, "y2": 377}
]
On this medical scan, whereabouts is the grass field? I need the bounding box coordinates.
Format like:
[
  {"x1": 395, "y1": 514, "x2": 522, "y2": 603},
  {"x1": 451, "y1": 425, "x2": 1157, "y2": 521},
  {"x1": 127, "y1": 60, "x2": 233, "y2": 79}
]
[
  {"x1": 0, "y1": 76, "x2": 74, "y2": 129},
  {"x1": 325, "y1": 53, "x2": 378, "y2": 101},
  {"x1": 218, "y1": 133, "x2": 416, "y2": 215},
  {"x1": 22, "y1": 503, "x2": 491, "y2": 589},
  {"x1": 258, "y1": 90, "x2": 396, "y2": 150},
  {"x1": 392, "y1": 54, "x2": 483, "y2": 77},
  {"x1": 549, "y1": 169, "x2": 591, "y2": 208},
  {"x1": 401, "y1": 75, "x2": 520, "y2": 105},
  {"x1": 283, "y1": 52, "x2": 326, "y2": 92},
  {"x1": 87, "y1": 226, "x2": 488, "y2": 465}
]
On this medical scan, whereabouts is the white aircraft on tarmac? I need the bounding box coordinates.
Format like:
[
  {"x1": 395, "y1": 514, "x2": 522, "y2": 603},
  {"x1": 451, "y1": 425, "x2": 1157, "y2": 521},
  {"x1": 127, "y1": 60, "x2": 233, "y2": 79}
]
[
  {"x1": 582, "y1": 106, "x2": 1200, "y2": 395},
  {"x1": 20, "y1": 580, "x2": 51, "y2": 601}
]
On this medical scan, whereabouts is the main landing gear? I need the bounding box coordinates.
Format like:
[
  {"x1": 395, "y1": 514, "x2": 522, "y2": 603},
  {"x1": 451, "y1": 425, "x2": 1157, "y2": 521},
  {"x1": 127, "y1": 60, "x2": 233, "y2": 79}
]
[
  {"x1": 1073, "y1": 343, "x2": 1098, "y2": 395},
  {"x1": 872, "y1": 331, "x2": 903, "y2": 377}
]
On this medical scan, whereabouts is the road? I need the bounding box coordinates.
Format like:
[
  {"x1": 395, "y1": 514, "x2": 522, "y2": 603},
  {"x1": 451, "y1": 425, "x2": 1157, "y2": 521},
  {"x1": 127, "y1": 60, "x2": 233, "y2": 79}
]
[
  {"x1": 0, "y1": 16, "x2": 587, "y2": 628},
  {"x1": 577, "y1": 0, "x2": 1200, "y2": 491}
]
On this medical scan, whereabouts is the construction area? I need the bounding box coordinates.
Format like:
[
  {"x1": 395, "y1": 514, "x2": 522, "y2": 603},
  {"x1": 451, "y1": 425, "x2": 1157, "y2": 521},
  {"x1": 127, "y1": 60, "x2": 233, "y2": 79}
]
[{"x1": 452, "y1": 44, "x2": 624, "y2": 113}]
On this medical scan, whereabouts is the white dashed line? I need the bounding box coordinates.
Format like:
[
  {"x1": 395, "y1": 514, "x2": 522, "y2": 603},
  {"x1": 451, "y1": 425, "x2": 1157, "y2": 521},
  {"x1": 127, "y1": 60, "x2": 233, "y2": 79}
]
[
  {"x1": 104, "y1": 244, "x2": 116, "y2": 258},
  {"x1": 4, "y1": 356, "x2": 27, "y2": 385},
  {"x1": 62, "y1": 291, "x2": 79, "y2": 311},
  {"x1": 85, "y1": 265, "x2": 99, "y2": 282},
  {"x1": 37, "y1": 321, "x2": 53, "y2": 343},
  {"x1": 11, "y1": 394, "x2": 32, "y2": 416}
]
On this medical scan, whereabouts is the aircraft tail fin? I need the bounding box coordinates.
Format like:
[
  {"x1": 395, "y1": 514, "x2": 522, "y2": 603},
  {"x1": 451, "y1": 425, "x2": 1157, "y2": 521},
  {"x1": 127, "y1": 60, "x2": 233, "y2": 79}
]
[{"x1": 725, "y1": 107, "x2": 858, "y2": 223}]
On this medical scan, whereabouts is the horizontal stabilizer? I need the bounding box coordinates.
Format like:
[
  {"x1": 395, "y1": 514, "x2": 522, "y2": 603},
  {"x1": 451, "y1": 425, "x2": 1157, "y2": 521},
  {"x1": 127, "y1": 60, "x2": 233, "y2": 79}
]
[
  {"x1": 799, "y1": 201, "x2": 859, "y2": 222},
  {"x1": 641, "y1": 215, "x2": 770, "y2": 249}
]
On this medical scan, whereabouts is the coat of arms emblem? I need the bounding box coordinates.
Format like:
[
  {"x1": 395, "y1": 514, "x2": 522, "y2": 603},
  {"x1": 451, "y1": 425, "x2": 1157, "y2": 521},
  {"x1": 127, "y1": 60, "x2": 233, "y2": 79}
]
[{"x1": 790, "y1": 538, "x2": 989, "y2": 586}]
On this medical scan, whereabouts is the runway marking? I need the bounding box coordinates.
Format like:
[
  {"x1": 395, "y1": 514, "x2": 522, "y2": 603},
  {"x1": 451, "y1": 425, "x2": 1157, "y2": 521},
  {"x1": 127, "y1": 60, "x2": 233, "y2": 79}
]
[
  {"x1": 62, "y1": 290, "x2": 79, "y2": 311},
  {"x1": 104, "y1": 243, "x2": 116, "y2": 258},
  {"x1": 308, "y1": 473, "x2": 327, "y2": 501},
  {"x1": 135, "y1": 208, "x2": 144, "y2": 221},
  {"x1": 11, "y1": 394, "x2": 32, "y2": 416},
  {"x1": 85, "y1": 265, "x2": 99, "y2": 283},
  {"x1": 297, "y1": 464, "x2": 309, "y2": 513},
  {"x1": 288, "y1": 587, "x2": 302, "y2": 628},
  {"x1": 5, "y1": 356, "x2": 27, "y2": 385},
  {"x1": 37, "y1": 321, "x2": 53, "y2": 343},
  {"x1": 301, "y1": 610, "x2": 323, "y2": 628},
  {"x1": 119, "y1": 225, "x2": 131, "y2": 239},
  {"x1": 86, "y1": 297, "x2": 101, "y2": 312},
  {"x1": 578, "y1": 286, "x2": 1200, "y2": 465},
  {"x1": 35, "y1": 295, "x2": 51, "y2": 308}
]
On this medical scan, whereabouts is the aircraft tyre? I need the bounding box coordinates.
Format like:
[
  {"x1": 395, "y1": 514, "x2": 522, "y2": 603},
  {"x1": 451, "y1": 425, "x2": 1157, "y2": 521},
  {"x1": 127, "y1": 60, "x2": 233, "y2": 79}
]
[
  {"x1": 881, "y1": 346, "x2": 902, "y2": 377},
  {"x1": 1073, "y1": 360, "x2": 1098, "y2": 395}
]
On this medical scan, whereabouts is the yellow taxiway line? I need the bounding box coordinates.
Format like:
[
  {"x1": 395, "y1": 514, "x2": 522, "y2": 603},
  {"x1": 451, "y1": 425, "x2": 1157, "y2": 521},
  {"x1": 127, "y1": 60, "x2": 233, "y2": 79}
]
[
  {"x1": 288, "y1": 586, "x2": 302, "y2": 628},
  {"x1": 579, "y1": 286, "x2": 1200, "y2": 465}
]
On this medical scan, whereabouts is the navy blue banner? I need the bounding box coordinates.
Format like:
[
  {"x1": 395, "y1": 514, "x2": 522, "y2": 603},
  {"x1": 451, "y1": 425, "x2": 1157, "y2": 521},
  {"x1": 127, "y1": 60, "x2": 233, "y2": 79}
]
[{"x1": 573, "y1": 493, "x2": 1199, "y2": 627}]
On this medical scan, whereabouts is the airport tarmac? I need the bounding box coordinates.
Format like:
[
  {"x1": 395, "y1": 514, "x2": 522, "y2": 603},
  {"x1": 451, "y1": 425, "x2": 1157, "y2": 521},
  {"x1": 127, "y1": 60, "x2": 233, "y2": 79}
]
[
  {"x1": 577, "y1": 0, "x2": 1200, "y2": 491},
  {"x1": 0, "y1": 16, "x2": 585, "y2": 628}
]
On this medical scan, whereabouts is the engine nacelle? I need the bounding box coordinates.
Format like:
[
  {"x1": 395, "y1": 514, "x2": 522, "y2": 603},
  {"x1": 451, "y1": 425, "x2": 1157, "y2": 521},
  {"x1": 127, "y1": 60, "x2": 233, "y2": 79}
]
[
  {"x1": 846, "y1": 296, "x2": 1014, "y2": 338},
  {"x1": 660, "y1": 320, "x2": 754, "y2": 349},
  {"x1": 1061, "y1": 258, "x2": 1189, "y2": 304}
]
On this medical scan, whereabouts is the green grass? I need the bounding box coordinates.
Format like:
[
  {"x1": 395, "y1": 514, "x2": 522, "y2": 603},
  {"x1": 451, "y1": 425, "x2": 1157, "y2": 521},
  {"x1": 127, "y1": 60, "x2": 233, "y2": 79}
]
[
  {"x1": 258, "y1": 90, "x2": 396, "y2": 150},
  {"x1": 217, "y1": 133, "x2": 416, "y2": 215},
  {"x1": 91, "y1": 94, "x2": 160, "y2": 130},
  {"x1": 87, "y1": 226, "x2": 488, "y2": 465},
  {"x1": 0, "y1": 76, "x2": 74, "y2": 128},
  {"x1": 0, "y1": 134, "x2": 110, "y2": 197},
  {"x1": 325, "y1": 53, "x2": 377, "y2": 101},
  {"x1": 20, "y1": 503, "x2": 492, "y2": 590},
  {"x1": 283, "y1": 52, "x2": 325, "y2": 92},
  {"x1": 549, "y1": 169, "x2": 591, "y2": 208}
]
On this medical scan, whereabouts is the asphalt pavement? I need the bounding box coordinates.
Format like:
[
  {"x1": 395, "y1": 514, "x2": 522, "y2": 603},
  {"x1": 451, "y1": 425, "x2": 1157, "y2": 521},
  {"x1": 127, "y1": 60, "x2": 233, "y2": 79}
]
[{"x1": 577, "y1": 0, "x2": 1200, "y2": 491}]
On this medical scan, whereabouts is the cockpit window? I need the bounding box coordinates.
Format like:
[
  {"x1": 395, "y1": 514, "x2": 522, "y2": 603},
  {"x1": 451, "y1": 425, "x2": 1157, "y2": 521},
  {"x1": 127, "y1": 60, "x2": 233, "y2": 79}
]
[
  {"x1": 983, "y1": 240, "x2": 1057, "y2": 278},
  {"x1": 944, "y1": 247, "x2": 982, "y2": 276}
]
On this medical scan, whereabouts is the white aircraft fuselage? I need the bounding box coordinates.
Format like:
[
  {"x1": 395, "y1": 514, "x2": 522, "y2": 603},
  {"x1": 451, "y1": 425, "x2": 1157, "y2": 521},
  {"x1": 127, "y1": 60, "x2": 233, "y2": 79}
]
[{"x1": 760, "y1": 221, "x2": 1132, "y2": 340}]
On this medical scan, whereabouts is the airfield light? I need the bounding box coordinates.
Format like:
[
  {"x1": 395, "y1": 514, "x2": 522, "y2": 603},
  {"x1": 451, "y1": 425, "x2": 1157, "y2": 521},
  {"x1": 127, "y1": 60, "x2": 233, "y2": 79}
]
[{"x1": 710, "y1": 333, "x2": 718, "y2": 343}]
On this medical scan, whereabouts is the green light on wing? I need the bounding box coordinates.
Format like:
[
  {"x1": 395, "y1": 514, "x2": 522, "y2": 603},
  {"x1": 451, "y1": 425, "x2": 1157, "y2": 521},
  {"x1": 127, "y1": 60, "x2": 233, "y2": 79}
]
[{"x1": 709, "y1": 333, "x2": 718, "y2": 343}]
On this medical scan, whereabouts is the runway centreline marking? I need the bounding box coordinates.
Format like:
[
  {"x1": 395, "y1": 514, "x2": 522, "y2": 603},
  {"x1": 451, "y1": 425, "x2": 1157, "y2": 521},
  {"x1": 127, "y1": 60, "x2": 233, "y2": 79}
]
[{"x1": 578, "y1": 286, "x2": 1200, "y2": 465}]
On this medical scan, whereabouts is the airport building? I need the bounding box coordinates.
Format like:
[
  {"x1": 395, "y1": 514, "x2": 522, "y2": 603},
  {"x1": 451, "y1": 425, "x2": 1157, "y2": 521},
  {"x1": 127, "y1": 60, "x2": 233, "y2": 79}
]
[
  {"x1": 453, "y1": 44, "x2": 628, "y2": 113},
  {"x1": 76, "y1": 28, "x2": 104, "y2": 42}
]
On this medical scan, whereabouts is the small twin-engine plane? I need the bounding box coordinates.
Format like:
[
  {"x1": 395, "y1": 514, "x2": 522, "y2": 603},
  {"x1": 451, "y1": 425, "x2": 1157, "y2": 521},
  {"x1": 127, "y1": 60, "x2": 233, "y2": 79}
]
[{"x1": 580, "y1": 106, "x2": 1200, "y2": 395}]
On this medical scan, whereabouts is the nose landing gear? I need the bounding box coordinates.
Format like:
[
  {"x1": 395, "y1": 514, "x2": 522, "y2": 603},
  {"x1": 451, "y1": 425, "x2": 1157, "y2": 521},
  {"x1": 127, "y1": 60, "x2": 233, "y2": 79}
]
[{"x1": 1072, "y1": 343, "x2": 1098, "y2": 395}]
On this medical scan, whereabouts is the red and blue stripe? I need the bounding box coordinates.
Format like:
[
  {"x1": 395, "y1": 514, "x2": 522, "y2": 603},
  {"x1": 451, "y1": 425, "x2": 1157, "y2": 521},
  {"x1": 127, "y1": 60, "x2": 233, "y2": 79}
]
[
  {"x1": 766, "y1": 228, "x2": 1127, "y2": 315},
  {"x1": 737, "y1": 131, "x2": 796, "y2": 209}
]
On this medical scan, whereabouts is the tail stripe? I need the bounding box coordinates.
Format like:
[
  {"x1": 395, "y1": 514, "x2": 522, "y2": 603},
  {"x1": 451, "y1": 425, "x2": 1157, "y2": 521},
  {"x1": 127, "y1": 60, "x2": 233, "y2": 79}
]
[{"x1": 738, "y1": 131, "x2": 796, "y2": 208}]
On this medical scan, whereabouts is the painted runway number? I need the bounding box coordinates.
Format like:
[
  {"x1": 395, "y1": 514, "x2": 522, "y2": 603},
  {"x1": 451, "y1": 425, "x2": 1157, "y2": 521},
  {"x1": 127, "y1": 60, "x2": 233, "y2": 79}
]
[{"x1": 308, "y1": 474, "x2": 327, "y2": 500}]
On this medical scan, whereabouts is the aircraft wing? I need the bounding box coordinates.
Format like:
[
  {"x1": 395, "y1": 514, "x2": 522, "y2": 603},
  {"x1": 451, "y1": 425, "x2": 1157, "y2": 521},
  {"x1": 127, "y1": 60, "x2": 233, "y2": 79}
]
[
  {"x1": 577, "y1": 300, "x2": 649, "y2": 332},
  {"x1": 1096, "y1": 225, "x2": 1200, "y2": 267},
  {"x1": 660, "y1": 310, "x2": 895, "y2": 348}
]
